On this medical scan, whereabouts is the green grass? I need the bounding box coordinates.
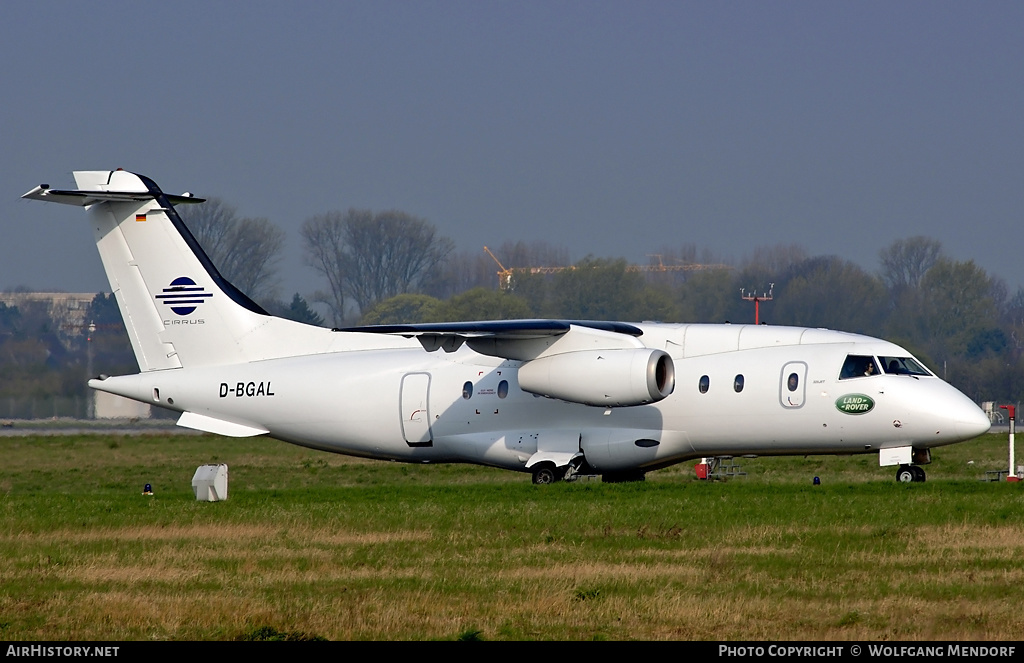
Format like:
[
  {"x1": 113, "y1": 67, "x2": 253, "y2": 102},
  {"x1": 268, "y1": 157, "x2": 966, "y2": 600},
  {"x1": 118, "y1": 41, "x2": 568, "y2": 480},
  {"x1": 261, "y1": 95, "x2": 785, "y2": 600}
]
[{"x1": 1, "y1": 432, "x2": 1022, "y2": 640}]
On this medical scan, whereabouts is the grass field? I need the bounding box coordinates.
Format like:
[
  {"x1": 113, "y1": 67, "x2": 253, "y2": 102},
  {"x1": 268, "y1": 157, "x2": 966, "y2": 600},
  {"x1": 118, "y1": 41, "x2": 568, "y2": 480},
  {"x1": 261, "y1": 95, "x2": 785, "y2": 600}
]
[{"x1": 1, "y1": 431, "x2": 1022, "y2": 641}]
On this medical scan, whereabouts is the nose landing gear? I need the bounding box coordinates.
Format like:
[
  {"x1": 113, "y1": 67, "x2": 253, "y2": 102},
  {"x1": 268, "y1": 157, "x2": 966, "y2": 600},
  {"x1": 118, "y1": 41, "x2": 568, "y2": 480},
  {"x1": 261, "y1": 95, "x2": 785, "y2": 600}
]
[{"x1": 896, "y1": 464, "x2": 926, "y2": 483}]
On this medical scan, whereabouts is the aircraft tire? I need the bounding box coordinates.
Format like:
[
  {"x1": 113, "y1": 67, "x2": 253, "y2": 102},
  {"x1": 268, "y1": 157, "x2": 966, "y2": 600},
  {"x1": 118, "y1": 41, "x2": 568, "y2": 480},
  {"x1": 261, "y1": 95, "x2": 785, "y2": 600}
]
[
  {"x1": 531, "y1": 465, "x2": 559, "y2": 485},
  {"x1": 896, "y1": 465, "x2": 916, "y2": 483},
  {"x1": 912, "y1": 465, "x2": 926, "y2": 482}
]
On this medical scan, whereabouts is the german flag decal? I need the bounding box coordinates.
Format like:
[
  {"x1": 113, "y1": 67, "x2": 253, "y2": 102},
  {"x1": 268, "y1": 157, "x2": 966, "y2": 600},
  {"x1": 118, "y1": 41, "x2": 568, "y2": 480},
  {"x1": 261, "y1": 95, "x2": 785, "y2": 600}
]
[{"x1": 135, "y1": 213, "x2": 146, "y2": 222}]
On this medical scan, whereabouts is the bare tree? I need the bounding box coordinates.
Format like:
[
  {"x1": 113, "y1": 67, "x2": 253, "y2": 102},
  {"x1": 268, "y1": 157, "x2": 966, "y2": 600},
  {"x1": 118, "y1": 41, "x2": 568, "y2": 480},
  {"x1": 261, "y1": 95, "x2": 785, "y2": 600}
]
[
  {"x1": 879, "y1": 236, "x2": 943, "y2": 292},
  {"x1": 300, "y1": 211, "x2": 349, "y2": 325},
  {"x1": 177, "y1": 198, "x2": 285, "y2": 302},
  {"x1": 176, "y1": 198, "x2": 235, "y2": 264},
  {"x1": 741, "y1": 244, "x2": 808, "y2": 279},
  {"x1": 301, "y1": 209, "x2": 454, "y2": 322},
  {"x1": 422, "y1": 248, "x2": 495, "y2": 299}
]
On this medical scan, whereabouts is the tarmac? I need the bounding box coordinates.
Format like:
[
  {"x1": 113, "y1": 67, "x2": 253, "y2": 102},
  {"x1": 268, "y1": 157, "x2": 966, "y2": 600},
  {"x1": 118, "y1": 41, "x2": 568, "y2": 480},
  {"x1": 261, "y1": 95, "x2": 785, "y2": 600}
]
[{"x1": 0, "y1": 419, "x2": 194, "y2": 437}]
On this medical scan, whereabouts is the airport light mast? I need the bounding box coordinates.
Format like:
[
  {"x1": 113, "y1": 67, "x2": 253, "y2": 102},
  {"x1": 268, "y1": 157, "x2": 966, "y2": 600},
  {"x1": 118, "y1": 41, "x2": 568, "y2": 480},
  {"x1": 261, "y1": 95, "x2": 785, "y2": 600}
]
[
  {"x1": 1000, "y1": 405, "x2": 1018, "y2": 482},
  {"x1": 740, "y1": 283, "x2": 773, "y2": 325}
]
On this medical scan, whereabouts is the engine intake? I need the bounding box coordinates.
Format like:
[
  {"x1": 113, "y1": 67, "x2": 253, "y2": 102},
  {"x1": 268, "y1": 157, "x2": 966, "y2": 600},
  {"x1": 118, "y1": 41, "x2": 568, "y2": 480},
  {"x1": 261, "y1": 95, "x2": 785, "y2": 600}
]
[{"x1": 517, "y1": 348, "x2": 675, "y2": 407}]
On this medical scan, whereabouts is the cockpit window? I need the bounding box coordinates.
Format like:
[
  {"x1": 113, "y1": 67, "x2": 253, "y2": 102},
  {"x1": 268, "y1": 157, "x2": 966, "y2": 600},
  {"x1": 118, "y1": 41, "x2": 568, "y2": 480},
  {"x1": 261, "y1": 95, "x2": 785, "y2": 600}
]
[
  {"x1": 879, "y1": 356, "x2": 931, "y2": 377},
  {"x1": 839, "y1": 355, "x2": 880, "y2": 380}
]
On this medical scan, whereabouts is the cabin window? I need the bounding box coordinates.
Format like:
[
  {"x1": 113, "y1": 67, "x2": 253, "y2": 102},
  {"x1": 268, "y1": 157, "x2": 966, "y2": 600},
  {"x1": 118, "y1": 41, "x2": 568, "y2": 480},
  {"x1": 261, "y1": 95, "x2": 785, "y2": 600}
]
[
  {"x1": 462, "y1": 381, "x2": 473, "y2": 399},
  {"x1": 839, "y1": 355, "x2": 880, "y2": 380},
  {"x1": 879, "y1": 356, "x2": 931, "y2": 376},
  {"x1": 734, "y1": 375, "x2": 744, "y2": 393},
  {"x1": 699, "y1": 375, "x2": 710, "y2": 394},
  {"x1": 497, "y1": 380, "x2": 509, "y2": 399},
  {"x1": 787, "y1": 373, "x2": 799, "y2": 392}
]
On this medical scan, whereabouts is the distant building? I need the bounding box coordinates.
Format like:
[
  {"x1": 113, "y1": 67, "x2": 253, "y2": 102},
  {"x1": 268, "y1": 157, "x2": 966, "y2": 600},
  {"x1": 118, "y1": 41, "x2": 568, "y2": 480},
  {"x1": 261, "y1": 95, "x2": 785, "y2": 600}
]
[
  {"x1": 0, "y1": 292, "x2": 99, "y2": 348},
  {"x1": 94, "y1": 391, "x2": 151, "y2": 419}
]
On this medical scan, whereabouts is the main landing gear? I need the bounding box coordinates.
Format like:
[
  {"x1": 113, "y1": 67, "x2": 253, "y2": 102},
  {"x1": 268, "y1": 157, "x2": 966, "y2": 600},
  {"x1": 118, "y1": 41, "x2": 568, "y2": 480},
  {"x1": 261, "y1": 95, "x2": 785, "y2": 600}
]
[
  {"x1": 896, "y1": 464, "x2": 926, "y2": 483},
  {"x1": 531, "y1": 464, "x2": 564, "y2": 485},
  {"x1": 530, "y1": 457, "x2": 590, "y2": 484}
]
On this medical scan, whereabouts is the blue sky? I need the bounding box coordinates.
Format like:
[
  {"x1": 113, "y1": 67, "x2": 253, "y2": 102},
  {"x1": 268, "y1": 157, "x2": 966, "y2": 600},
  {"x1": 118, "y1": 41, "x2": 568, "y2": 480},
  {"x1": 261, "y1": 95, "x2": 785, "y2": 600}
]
[{"x1": 3, "y1": 1, "x2": 1023, "y2": 300}]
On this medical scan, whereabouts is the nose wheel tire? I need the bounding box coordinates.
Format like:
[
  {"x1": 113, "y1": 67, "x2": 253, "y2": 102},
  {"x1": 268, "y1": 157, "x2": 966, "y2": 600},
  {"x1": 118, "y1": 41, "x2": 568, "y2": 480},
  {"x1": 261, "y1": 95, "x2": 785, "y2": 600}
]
[{"x1": 896, "y1": 465, "x2": 926, "y2": 483}]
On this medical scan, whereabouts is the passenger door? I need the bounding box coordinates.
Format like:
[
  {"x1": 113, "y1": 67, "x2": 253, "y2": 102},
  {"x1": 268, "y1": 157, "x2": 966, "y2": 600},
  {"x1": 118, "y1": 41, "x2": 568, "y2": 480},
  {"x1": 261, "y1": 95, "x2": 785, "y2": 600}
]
[{"x1": 400, "y1": 373, "x2": 432, "y2": 446}]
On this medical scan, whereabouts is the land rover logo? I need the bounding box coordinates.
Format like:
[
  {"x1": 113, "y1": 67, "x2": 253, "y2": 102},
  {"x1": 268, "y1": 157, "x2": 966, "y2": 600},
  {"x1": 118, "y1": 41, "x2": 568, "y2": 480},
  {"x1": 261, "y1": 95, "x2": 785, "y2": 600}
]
[{"x1": 836, "y1": 394, "x2": 874, "y2": 414}]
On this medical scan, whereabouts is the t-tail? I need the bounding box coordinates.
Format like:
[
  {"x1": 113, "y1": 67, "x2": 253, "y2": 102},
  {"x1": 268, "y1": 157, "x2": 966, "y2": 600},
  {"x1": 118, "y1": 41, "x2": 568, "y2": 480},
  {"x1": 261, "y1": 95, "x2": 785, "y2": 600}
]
[{"x1": 23, "y1": 169, "x2": 336, "y2": 370}]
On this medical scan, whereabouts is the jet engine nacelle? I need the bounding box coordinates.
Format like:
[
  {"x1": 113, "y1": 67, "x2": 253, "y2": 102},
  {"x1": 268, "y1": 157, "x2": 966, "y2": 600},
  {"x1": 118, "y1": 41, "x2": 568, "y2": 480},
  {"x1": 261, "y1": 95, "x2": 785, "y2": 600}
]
[{"x1": 517, "y1": 348, "x2": 675, "y2": 407}]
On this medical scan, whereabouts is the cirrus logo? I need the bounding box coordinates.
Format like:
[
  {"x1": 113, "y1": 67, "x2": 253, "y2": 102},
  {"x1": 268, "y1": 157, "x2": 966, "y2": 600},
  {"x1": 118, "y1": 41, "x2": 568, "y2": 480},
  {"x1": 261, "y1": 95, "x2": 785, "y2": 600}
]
[
  {"x1": 835, "y1": 394, "x2": 874, "y2": 415},
  {"x1": 155, "y1": 276, "x2": 212, "y2": 316}
]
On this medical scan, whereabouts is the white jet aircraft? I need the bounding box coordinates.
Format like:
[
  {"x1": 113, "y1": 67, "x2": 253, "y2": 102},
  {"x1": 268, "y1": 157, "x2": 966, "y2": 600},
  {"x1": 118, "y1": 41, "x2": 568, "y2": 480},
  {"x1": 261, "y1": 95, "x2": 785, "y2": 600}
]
[{"x1": 24, "y1": 170, "x2": 991, "y2": 484}]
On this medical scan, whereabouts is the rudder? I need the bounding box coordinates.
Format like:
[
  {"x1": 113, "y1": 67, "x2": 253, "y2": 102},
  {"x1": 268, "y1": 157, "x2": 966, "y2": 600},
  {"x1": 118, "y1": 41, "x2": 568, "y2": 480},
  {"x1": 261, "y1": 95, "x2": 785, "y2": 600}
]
[{"x1": 24, "y1": 169, "x2": 306, "y2": 370}]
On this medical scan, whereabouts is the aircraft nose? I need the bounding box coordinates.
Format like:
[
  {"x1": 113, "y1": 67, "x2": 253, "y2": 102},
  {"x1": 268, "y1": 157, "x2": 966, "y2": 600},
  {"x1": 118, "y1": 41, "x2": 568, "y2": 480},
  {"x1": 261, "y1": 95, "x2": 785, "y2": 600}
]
[
  {"x1": 900, "y1": 378, "x2": 991, "y2": 443},
  {"x1": 955, "y1": 404, "x2": 991, "y2": 440}
]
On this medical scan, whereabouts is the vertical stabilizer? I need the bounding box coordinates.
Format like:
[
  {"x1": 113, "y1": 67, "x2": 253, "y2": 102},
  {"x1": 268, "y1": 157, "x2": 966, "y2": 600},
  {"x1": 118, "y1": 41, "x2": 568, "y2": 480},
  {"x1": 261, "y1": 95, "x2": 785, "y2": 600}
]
[{"x1": 24, "y1": 169, "x2": 335, "y2": 370}]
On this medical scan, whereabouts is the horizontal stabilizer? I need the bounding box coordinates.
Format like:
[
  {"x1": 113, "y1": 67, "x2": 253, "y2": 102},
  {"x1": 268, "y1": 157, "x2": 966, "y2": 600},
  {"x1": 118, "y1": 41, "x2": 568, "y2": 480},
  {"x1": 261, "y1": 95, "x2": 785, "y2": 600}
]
[{"x1": 22, "y1": 184, "x2": 204, "y2": 207}]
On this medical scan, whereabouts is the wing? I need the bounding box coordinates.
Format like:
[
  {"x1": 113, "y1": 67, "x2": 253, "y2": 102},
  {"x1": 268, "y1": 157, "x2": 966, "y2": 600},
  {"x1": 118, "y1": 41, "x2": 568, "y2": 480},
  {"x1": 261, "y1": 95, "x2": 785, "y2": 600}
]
[
  {"x1": 342, "y1": 319, "x2": 674, "y2": 406},
  {"x1": 338, "y1": 319, "x2": 644, "y2": 359}
]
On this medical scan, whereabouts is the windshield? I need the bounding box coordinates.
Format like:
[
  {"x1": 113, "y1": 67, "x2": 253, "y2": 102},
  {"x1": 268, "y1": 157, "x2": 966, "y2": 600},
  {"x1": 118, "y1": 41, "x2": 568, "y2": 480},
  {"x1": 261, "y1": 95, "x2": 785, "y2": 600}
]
[
  {"x1": 879, "y1": 356, "x2": 931, "y2": 377},
  {"x1": 839, "y1": 355, "x2": 880, "y2": 379}
]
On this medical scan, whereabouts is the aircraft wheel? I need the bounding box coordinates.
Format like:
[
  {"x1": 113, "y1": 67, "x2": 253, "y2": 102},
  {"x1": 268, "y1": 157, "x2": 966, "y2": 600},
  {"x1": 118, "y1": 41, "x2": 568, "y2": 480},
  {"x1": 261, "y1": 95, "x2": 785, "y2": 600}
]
[
  {"x1": 912, "y1": 465, "x2": 926, "y2": 482},
  {"x1": 531, "y1": 465, "x2": 559, "y2": 485},
  {"x1": 896, "y1": 465, "x2": 915, "y2": 483}
]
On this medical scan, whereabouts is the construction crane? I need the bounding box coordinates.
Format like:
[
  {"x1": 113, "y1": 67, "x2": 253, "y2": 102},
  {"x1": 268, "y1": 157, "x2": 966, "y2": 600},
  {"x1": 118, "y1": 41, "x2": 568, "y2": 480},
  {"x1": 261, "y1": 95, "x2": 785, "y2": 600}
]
[
  {"x1": 482, "y1": 246, "x2": 515, "y2": 290},
  {"x1": 483, "y1": 247, "x2": 731, "y2": 290},
  {"x1": 627, "y1": 254, "x2": 732, "y2": 274}
]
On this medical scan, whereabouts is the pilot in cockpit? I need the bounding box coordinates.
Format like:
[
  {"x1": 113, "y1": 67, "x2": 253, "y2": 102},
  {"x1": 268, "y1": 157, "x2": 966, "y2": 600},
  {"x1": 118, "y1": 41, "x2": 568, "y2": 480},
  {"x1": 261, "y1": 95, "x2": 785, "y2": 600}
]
[{"x1": 840, "y1": 354, "x2": 880, "y2": 379}]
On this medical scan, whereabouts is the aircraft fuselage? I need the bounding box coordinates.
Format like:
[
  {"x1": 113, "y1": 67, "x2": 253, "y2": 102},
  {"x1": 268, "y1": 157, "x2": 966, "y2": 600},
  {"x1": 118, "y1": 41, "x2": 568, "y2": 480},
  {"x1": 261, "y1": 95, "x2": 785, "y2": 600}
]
[
  {"x1": 95, "y1": 322, "x2": 988, "y2": 475},
  {"x1": 26, "y1": 169, "x2": 990, "y2": 483}
]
